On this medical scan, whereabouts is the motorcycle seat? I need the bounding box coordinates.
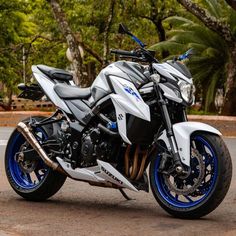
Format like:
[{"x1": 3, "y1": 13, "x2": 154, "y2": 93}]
[
  {"x1": 54, "y1": 83, "x2": 91, "y2": 99},
  {"x1": 37, "y1": 65, "x2": 73, "y2": 81}
]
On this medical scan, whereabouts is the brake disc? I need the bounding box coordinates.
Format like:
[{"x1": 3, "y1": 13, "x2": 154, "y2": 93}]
[
  {"x1": 163, "y1": 148, "x2": 205, "y2": 195},
  {"x1": 17, "y1": 143, "x2": 38, "y2": 174}
]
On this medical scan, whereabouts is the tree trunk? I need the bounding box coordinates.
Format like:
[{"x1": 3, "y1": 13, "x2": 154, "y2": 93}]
[
  {"x1": 78, "y1": 41, "x2": 103, "y2": 65},
  {"x1": 225, "y1": 0, "x2": 236, "y2": 10},
  {"x1": 139, "y1": 0, "x2": 169, "y2": 58},
  {"x1": 177, "y1": 0, "x2": 236, "y2": 115},
  {"x1": 177, "y1": 0, "x2": 234, "y2": 43},
  {"x1": 155, "y1": 20, "x2": 166, "y2": 42},
  {"x1": 103, "y1": 0, "x2": 115, "y2": 66},
  {"x1": 154, "y1": 19, "x2": 169, "y2": 58},
  {"x1": 221, "y1": 44, "x2": 236, "y2": 115},
  {"x1": 0, "y1": 89, "x2": 12, "y2": 111},
  {"x1": 47, "y1": 0, "x2": 84, "y2": 85}
]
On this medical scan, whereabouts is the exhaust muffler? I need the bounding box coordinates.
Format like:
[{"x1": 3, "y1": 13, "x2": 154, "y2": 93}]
[{"x1": 17, "y1": 122, "x2": 65, "y2": 173}]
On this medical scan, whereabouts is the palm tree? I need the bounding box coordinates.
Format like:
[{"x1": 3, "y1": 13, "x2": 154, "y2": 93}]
[
  {"x1": 151, "y1": 0, "x2": 236, "y2": 113},
  {"x1": 175, "y1": 0, "x2": 236, "y2": 115},
  {"x1": 226, "y1": 0, "x2": 236, "y2": 10}
]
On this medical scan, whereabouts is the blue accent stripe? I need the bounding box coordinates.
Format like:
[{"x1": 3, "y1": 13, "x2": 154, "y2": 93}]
[{"x1": 131, "y1": 35, "x2": 145, "y2": 48}]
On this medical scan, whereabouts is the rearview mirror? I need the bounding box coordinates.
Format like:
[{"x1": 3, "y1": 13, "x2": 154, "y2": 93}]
[
  {"x1": 185, "y1": 48, "x2": 195, "y2": 57},
  {"x1": 118, "y1": 23, "x2": 146, "y2": 48},
  {"x1": 178, "y1": 48, "x2": 195, "y2": 61},
  {"x1": 118, "y1": 23, "x2": 132, "y2": 36}
]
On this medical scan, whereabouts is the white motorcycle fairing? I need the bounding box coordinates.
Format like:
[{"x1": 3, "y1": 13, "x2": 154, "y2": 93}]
[
  {"x1": 56, "y1": 157, "x2": 138, "y2": 191},
  {"x1": 158, "y1": 121, "x2": 222, "y2": 166},
  {"x1": 32, "y1": 63, "x2": 151, "y2": 146},
  {"x1": 32, "y1": 65, "x2": 72, "y2": 114},
  {"x1": 109, "y1": 76, "x2": 150, "y2": 144}
]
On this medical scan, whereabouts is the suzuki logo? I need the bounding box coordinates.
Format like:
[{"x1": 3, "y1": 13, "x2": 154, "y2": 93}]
[
  {"x1": 123, "y1": 84, "x2": 141, "y2": 101},
  {"x1": 101, "y1": 166, "x2": 123, "y2": 185},
  {"x1": 118, "y1": 114, "x2": 123, "y2": 120}
]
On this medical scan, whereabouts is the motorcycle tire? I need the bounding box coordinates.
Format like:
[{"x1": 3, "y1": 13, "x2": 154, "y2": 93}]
[
  {"x1": 5, "y1": 116, "x2": 66, "y2": 201},
  {"x1": 149, "y1": 132, "x2": 232, "y2": 219}
]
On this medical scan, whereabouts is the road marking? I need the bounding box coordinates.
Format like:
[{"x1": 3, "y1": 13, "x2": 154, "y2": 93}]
[{"x1": 0, "y1": 140, "x2": 7, "y2": 146}]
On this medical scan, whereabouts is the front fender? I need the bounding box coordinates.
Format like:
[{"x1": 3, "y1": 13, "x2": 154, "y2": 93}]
[{"x1": 158, "y1": 122, "x2": 221, "y2": 166}]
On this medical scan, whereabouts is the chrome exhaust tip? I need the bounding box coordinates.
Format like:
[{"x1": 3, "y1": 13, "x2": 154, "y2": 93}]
[{"x1": 17, "y1": 122, "x2": 63, "y2": 173}]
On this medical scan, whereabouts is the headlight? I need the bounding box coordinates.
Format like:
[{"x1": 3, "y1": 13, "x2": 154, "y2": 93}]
[{"x1": 179, "y1": 81, "x2": 195, "y2": 104}]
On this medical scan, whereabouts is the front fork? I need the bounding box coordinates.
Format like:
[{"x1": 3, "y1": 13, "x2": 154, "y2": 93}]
[{"x1": 155, "y1": 86, "x2": 186, "y2": 174}]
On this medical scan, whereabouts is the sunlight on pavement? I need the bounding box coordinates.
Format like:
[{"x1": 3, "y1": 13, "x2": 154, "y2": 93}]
[{"x1": 0, "y1": 140, "x2": 7, "y2": 146}]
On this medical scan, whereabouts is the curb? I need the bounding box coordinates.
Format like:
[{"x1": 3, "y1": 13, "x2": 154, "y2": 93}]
[
  {"x1": 188, "y1": 115, "x2": 236, "y2": 121},
  {"x1": 0, "y1": 111, "x2": 52, "y2": 127},
  {"x1": 188, "y1": 115, "x2": 236, "y2": 137},
  {"x1": 0, "y1": 112, "x2": 236, "y2": 137}
]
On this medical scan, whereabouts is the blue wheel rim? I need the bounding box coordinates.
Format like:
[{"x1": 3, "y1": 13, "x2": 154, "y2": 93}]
[
  {"x1": 7, "y1": 128, "x2": 49, "y2": 190},
  {"x1": 154, "y1": 135, "x2": 218, "y2": 208}
]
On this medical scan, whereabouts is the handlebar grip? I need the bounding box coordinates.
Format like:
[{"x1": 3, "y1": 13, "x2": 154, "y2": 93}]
[{"x1": 110, "y1": 49, "x2": 137, "y2": 57}]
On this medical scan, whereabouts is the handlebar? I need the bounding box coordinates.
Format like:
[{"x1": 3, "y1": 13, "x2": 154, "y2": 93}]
[
  {"x1": 110, "y1": 48, "x2": 158, "y2": 63},
  {"x1": 110, "y1": 49, "x2": 138, "y2": 57}
]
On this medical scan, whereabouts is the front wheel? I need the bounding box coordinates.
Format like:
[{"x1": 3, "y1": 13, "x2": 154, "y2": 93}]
[{"x1": 149, "y1": 132, "x2": 232, "y2": 219}]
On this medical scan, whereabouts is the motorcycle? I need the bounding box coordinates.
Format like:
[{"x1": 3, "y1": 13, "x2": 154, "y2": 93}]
[{"x1": 5, "y1": 24, "x2": 232, "y2": 219}]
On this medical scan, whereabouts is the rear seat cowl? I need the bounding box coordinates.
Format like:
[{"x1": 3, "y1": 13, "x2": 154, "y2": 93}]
[{"x1": 37, "y1": 65, "x2": 73, "y2": 81}]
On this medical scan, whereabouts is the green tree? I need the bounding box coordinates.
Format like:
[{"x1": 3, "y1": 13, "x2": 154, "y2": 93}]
[
  {"x1": 151, "y1": 0, "x2": 236, "y2": 114},
  {"x1": 124, "y1": 0, "x2": 178, "y2": 57},
  {"x1": 226, "y1": 0, "x2": 236, "y2": 10},
  {"x1": 0, "y1": 0, "x2": 186, "y2": 111},
  {"x1": 176, "y1": 0, "x2": 236, "y2": 115},
  {"x1": 44, "y1": 0, "x2": 160, "y2": 84},
  {"x1": 47, "y1": 0, "x2": 84, "y2": 85},
  {"x1": 0, "y1": 0, "x2": 36, "y2": 109},
  {"x1": 151, "y1": 15, "x2": 227, "y2": 112}
]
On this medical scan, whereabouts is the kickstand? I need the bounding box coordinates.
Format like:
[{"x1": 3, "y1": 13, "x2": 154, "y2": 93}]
[{"x1": 119, "y1": 189, "x2": 133, "y2": 200}]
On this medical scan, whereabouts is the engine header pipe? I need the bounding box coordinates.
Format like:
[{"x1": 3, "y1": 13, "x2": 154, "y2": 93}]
[{"x1": 17, "y1": 122, "x2": 66, "y2": 174}]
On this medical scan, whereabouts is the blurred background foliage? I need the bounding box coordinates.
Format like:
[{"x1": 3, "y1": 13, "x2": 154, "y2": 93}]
[{"x1": 0, "y1": 0, "x2": 236, "y2": 114}]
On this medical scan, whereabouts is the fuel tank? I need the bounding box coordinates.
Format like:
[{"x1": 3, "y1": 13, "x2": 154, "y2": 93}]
[{"x1": 90, "y1": 61, "x2": 149, "y2": 103}]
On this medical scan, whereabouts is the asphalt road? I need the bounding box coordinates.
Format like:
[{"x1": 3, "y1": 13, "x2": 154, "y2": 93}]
[{"x1": 1, "y1": 127, "x2": 236, "y2": 236}]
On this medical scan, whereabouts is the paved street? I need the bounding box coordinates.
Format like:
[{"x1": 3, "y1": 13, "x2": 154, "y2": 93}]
[{"x1": 1, "y1": 127, "x2": 236, "y2": 236}]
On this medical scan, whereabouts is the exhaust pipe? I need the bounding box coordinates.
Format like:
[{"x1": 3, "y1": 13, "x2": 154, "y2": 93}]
[{"x1": 17, "y1": 122, "x2": 65, "y2": 173}]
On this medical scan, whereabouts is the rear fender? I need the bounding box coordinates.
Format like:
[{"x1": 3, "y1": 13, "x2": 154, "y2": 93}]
[
  {"x1": 158, "y1": 122, "x2": 221, "y2": 166},
  {"x1": 32, "y1": 66, "x2": 71, "y2": 114}
]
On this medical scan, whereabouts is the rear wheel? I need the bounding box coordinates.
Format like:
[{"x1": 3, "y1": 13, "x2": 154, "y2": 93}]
[
  {"x1": 149, "y1": 132, "x2": 232, "y2": 218},
  {"x1": 5, "y1": 116, "x2": 66, "y2": 201}
]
